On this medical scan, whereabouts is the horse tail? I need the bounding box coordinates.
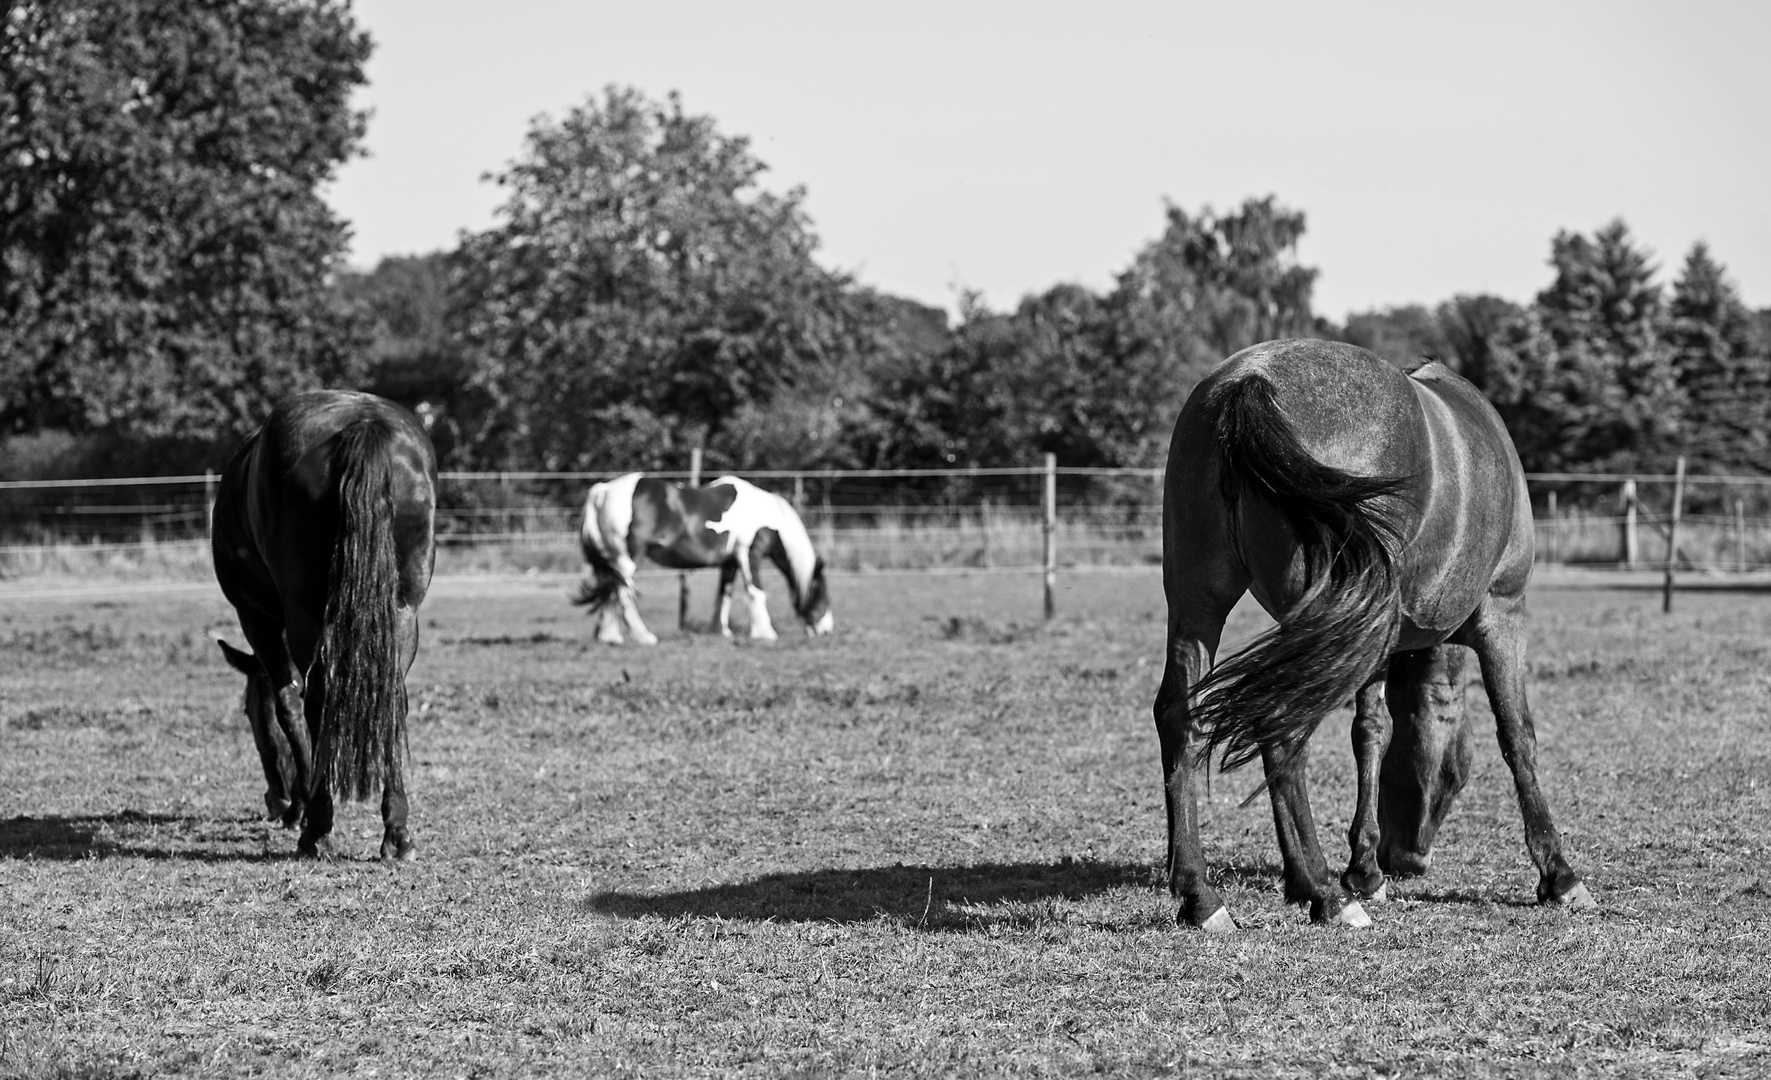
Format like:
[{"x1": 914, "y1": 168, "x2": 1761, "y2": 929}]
[
  {"x1": 1192, "y1": 373, "x2": 1410, "y2": 774},
  {"x1": 315, "y1": 418, "x2": 404, "y2": 803},
  {"x1": 572, "y1": 483, "x2": 624, "y2": 614}
]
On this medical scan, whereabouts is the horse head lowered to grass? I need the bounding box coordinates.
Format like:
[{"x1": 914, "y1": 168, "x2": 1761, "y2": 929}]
[
  {"x1": 211, "y1": 390, "x2": 436, "y2": 859},
  {"x1": 574, "y1": 473, "x2": 832, "y2": 645},
  {"x1": 1152, "y1": 339, "x2": 1594, "y2": 930}
]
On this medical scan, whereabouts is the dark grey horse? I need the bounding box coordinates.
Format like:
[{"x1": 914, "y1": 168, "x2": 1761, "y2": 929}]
[
  {"x1": 1152, "y1": 339, "x2": 1594, "y2": 930},
  {"x1": 212, "y1": 391, "x2": 437, "y2": 859}
]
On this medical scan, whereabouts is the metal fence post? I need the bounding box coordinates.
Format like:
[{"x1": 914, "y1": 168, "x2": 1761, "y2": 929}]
[
  {"x1": 679, "y1": 447, "x2": 702, "y2": 631},
  {"x1": 1662, "y1": 457, "x2": 1685, "y2": 613},
  {"x1": 1042, "y1": 453, "x2": 1057, "y2": 620},
  {"x1": 1546, "y1": 490, "x2": 1558, "y2": 565}
]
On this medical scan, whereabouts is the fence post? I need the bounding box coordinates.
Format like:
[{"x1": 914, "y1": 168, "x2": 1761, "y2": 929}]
[
  {"x1": 1736, "y1": 497, "x2": 1747, "y2": 573},
  {"x1": 1042, "y1": 453, "x2": 1057, "y2": 621},
  {"x1": 204, "y1": 469, "x2": 217, "y2": 526},
  {"x1": 1620, "y1": 478, "x2": 1638, "y2": 568},
  {"x1": 793, "y1": 473, "x2": 804, "y2": 509},
  {"x1": 1546, "y1": 490, "x2": 1558, "y2": 565},
  {"x1": 679, "y1": 447, "x2": 702, "y2": 631},
  {"x1": 1662, "y1": 457, "x2": 1685, "y2": 614}
]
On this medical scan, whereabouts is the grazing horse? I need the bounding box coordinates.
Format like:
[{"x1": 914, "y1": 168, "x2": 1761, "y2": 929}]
[
  {"x1": 211, "y1": 390, "x2": 437, "y2": 859},
  {"x1": 1152, "y1": 339, "x2": 1594, "y2": 931},
  {"x1": 574, "y1": 473, "x2": 833, "y2": 644}
]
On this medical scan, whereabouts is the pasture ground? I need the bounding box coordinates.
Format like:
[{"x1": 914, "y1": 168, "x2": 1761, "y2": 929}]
[{"x1": 2, "y1": 569, "x2": 1769, "y2": 1077}]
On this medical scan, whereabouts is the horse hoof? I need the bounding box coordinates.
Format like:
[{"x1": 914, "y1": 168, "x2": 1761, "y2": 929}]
[
  {"x1": 634, "y1": 634, "x2": 659, "y2": 646},
  {"x1": 381, "y1": 840, "x2": 417, "y2": 862},
  {"x1": 1549, "y1": 881, "x2": 1596, "y2": 911},
  {"x1": 1198, "y1": 907, "x2": 1238, "y2": 934},
  {"x1": 1334, "y1": 901, "x2": 1373, "y2": 928},
  {"x1": 280, "y1": 803, "x2": 304, "y2": 830},
  {"x1": 1367, "y1": 881, "x2": 1388, "y2": 903},
  {"x1": 264, "y1": 796, "x2": 292, "y2": 822}
]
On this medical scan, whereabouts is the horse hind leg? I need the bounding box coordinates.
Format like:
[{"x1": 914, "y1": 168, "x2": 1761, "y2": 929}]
[
  {"x1": 1342, "y1": 671, "x2": 1392, "y2": 900},
  {"x1": 1262, "y1": 742, "x2": 1371, "y2": 927},
  {"x1": 1153, "y1": 595, "x2": 1242, "y2": 931},
  {"x1": 1461, "y1": 593, "x2": 1593, "y2": 910},
  {"x1": 379, "y1": 603, "x2": 420, "y2": 862}
]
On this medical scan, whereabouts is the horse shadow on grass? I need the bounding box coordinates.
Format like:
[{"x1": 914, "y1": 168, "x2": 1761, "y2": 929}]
[
  {"x1": 0, "y1": 811, "x2": 287, "y2": 863},
  {"x1": 590, "y1": 858, "x2": 1155, "y2": 926}
]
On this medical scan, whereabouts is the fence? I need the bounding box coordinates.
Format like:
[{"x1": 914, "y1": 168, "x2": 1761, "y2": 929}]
[{"x1": 7, "y1": 463, "x2": 1771, "y2": 606}]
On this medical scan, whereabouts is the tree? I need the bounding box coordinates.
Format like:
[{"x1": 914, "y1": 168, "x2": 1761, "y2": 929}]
[
  {"x1": 451, "y1": 86, "x2": 875, "y2": 472},
  {"x1": 1517, "y1": 220, "x2": 1681, "y2": 471},
  {"x1": 1114, "y1": 195, "x2": 1321, "y2": 376},
  {"x1": 0, "y1": 0, "x2": 371, "y2": 452},
  {"x1": 1339, "y1": 305, "x2": 1451, "y2": 368},
  {"x1": 334, "y1": 251, "x2": 470, "y2": 464},
  {"x1": 1665, "y1": 243, "x2": 1770, "y2": 473}
]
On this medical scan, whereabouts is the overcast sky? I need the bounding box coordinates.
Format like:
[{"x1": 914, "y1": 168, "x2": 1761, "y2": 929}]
[{"x1": 325, "y1": 0, "x2": 1771, "y2": 320}]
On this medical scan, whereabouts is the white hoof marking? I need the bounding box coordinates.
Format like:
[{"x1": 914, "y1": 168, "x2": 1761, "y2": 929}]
[
  {"x1": 1336, "y1": 901, "x2": 1373, "y2": 928},
  {"x1": 1555, "y1": 882, "x2": 1597, "y2": 911},
  {"x1": 1368, "y1": 881, "x2": 1388, "y2": 903},
  {"x1": 1200, "y1": 907, "x2": 1238, "y2": 934}
]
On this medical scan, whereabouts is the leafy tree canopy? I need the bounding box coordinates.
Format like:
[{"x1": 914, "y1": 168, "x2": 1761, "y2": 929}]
[
  {"x1": 0, "y1": 0, "x2": 371, "y2": 448},
  {"x1": 451, "y1": 86, "x2": 876, "y2": 472}
]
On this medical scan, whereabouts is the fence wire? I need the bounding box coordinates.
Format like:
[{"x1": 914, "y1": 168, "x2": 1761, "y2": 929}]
[{"x1": 5, "y1": 468, "x2": 1771, "y2": 576}]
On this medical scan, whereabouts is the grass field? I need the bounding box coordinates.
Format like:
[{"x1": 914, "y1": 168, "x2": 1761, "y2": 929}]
[{"x1": 2, "y1": 568, "x2": 1769, "y2": 1077}]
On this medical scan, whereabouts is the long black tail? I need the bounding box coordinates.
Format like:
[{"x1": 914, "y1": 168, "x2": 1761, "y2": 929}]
[
  {"x1": 1192, "y1": 374, "x2": 1410, "y2": 774},
  {"x1": 571, "y1": 519, "x2": 624, "y2": 614},
  {"x1": 315, "y1": 419, "x2": 403, "y2": 802}
]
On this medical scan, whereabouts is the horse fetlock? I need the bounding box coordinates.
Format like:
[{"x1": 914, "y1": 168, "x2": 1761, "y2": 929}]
[{"x1": 1341, "y1": 866, "x2": 1388, "y2": 900}]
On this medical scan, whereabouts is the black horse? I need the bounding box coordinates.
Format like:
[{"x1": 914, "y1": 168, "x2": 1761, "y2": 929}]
[
  {"x1": 212, "y1": 391, "x2": 437, "y2": 859},
  {"x1": 1153, "y1": 340, "x2": 1594, "y2": 931}
]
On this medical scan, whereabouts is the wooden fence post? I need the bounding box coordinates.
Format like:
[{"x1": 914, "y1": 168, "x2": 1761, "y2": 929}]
[
  {"x1": 1042, "y1": 453, "x2": 1057, "y2": 621},
  {"x1": 679, "y1": 447, "x2": 702, "y2": 630},
  {"x1": 1546, "y1": 490, "x2": 1558, "y2": 565},
  {"x1": 1662, "y1": 457, "x2": 1685, "y2": 614},
  {"x1": 1736, "y1": 497, "x2": 1748, "y2": 573},
  {"x1": 1620, "y1": 478, "x2": 1638, "y2": 568}
]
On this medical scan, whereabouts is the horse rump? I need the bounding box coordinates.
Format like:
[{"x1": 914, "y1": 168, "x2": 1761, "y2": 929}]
[{"x1": 1191, "y1": 372, "x2": 1410, "y2": 774}]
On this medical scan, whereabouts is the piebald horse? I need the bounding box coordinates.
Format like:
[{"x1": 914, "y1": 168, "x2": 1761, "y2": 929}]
[
  {"x1": 211, "y1": 390, "x2": 437, "y2": 859},
  {"x1": 1154, "y1": 339, "x2": 1594, "y2": 931},
  {"x1": 575, "y1": 473, "x2": 833, "y2": 644}
]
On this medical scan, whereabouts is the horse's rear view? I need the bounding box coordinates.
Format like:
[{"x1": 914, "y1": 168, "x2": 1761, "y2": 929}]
[
  {"x1": 212, "y1": 390, "x2": 437, "y2": 859},
  {"x1": 1153, "y1": 340, "x2": 1593, "y2": 930}
]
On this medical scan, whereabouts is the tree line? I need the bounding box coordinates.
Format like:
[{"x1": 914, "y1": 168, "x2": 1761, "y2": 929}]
[{"x1": 4, "y1": 1, "x2": 1768, "y2": 485}]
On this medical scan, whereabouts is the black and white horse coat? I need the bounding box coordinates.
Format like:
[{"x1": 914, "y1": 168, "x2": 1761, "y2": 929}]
[{"x1": 576, "y1": 473, "x2": 833, "y2": 644}]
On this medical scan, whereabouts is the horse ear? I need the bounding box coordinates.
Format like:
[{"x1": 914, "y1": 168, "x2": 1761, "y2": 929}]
[{"x1": 216, "y1": 638, "x2": 258, "y2": 675}]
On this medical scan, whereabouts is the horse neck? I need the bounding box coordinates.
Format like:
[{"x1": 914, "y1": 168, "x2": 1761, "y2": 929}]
[{"x1": 762, "y1": 498, "x2": 818, "y2": 613}]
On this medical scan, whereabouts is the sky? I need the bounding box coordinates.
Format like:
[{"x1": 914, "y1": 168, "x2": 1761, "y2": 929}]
[{"x1": 325, "y1": 0, "x2": 1771, "y2": 321}]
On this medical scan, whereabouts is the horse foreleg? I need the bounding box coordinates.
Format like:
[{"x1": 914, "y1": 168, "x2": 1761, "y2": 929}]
[
  {"x1": 737, "y1": 546, "x2": 777, "y2": 641},
  {"x1": 712, "y1": 561, "x2": 737, "y2": 637},
  {"x1": 1462, "y1": 594, "x2": 1594, "y2": 910},
  {"x1": 237, "y1": 615, "x2": 307, "y2": 827},
  {"x1": 1343, "y1": 671, "x2": 1392, "y2": 899},
  {"x1": 1261, "y1": 743, "x2": 1369, "y2": 926}
]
